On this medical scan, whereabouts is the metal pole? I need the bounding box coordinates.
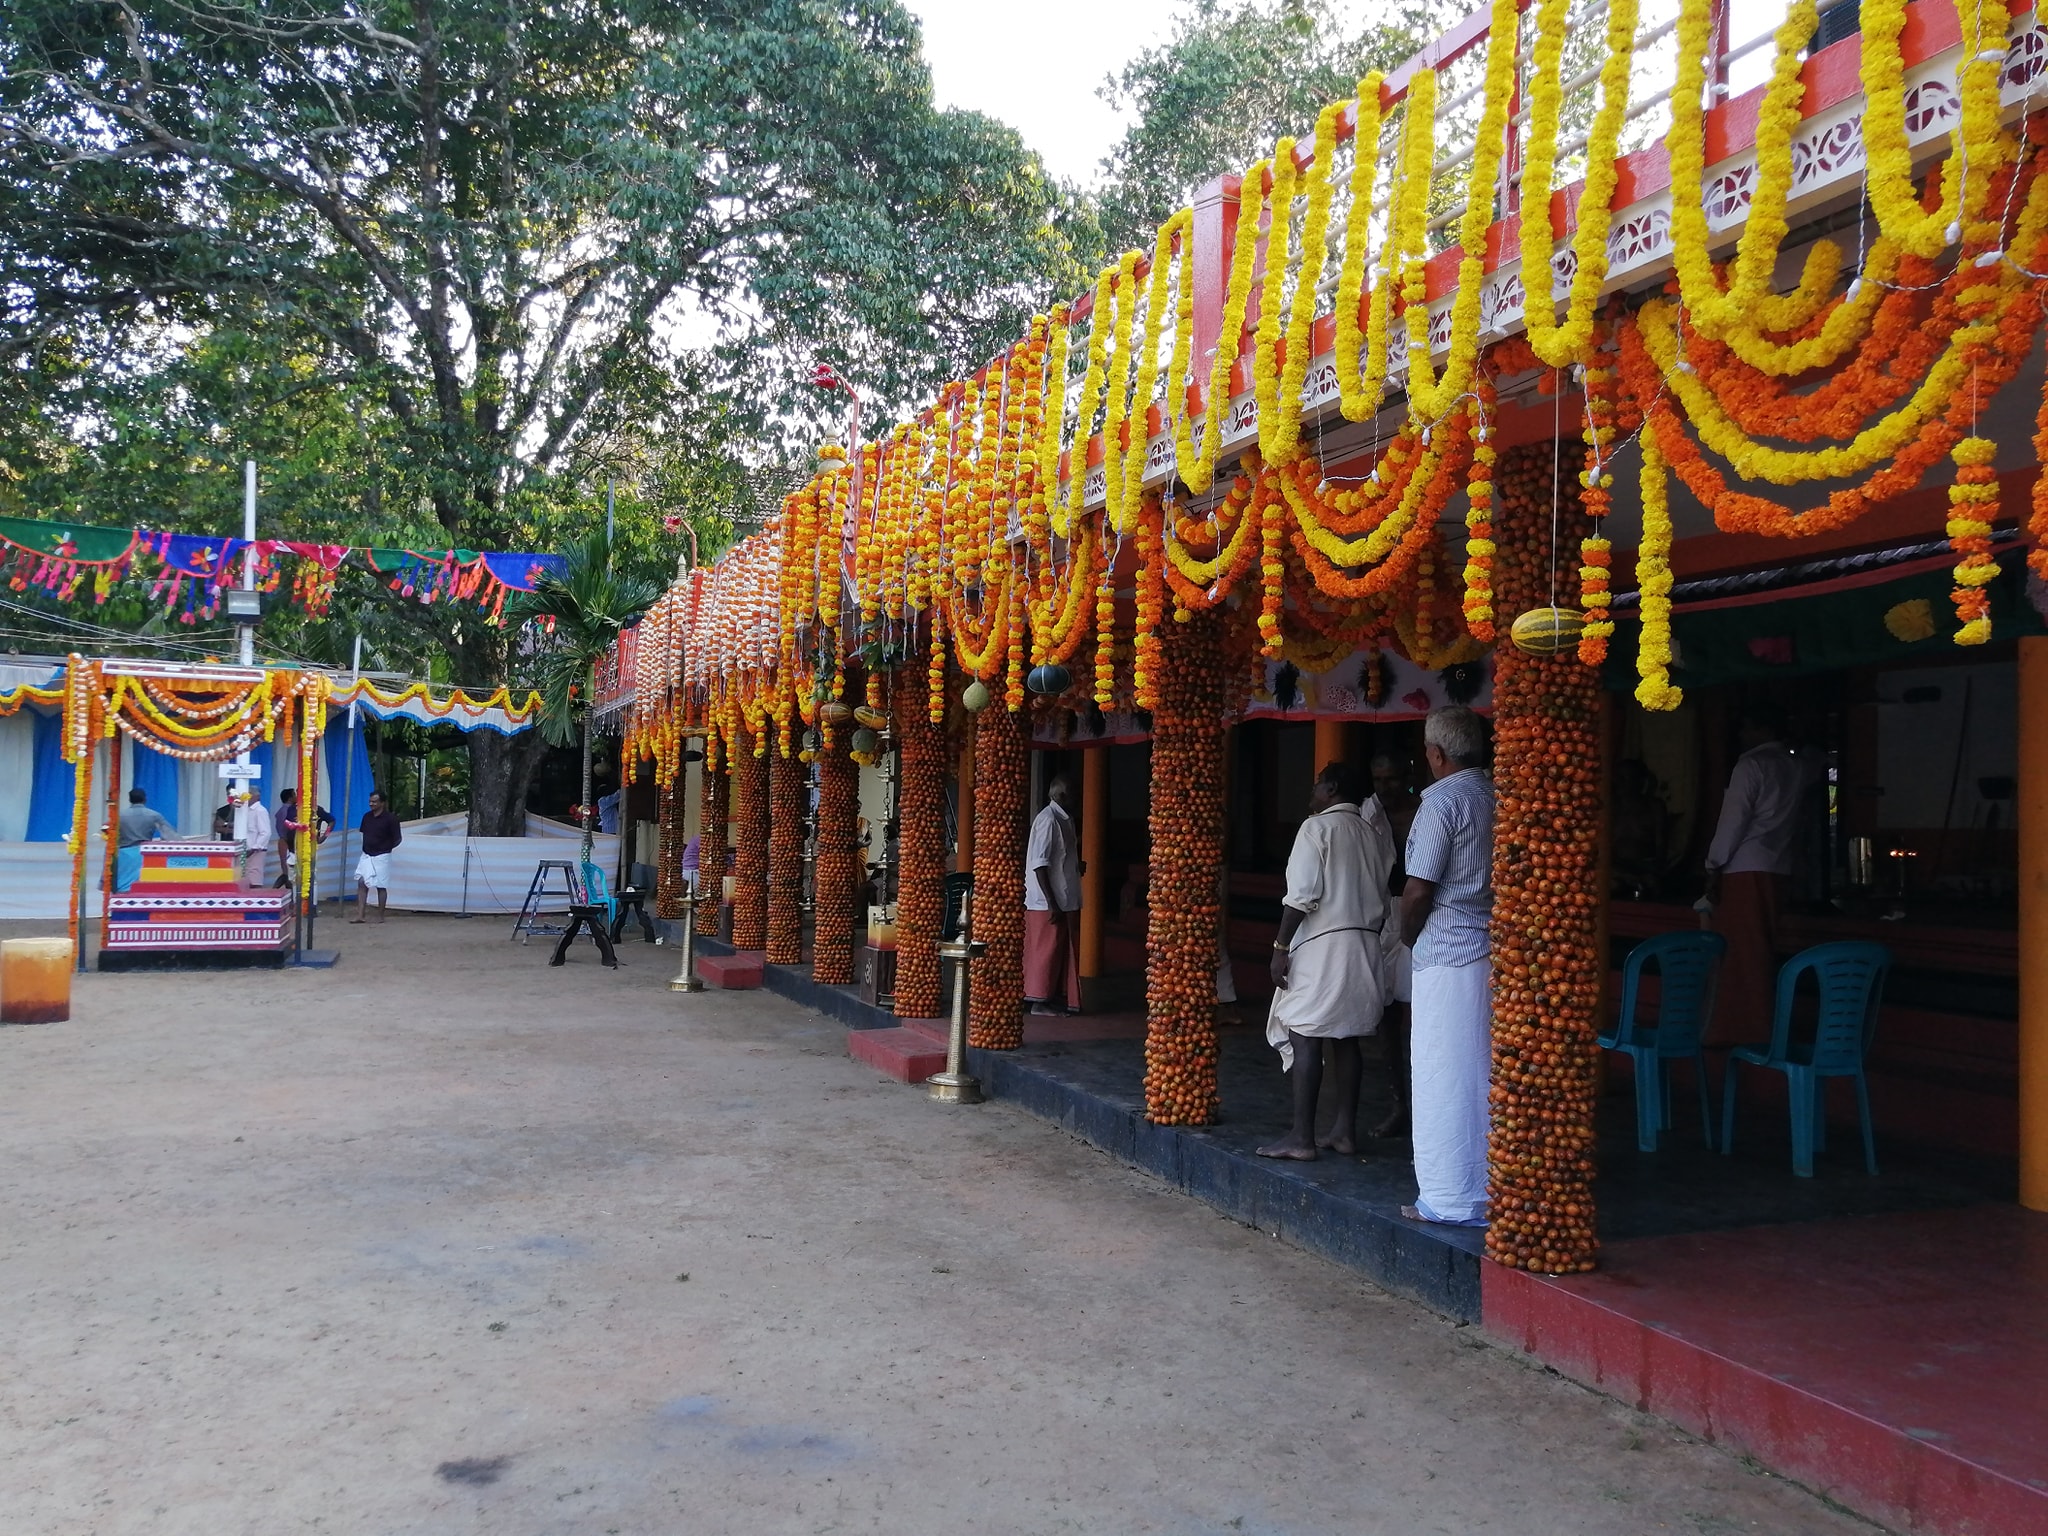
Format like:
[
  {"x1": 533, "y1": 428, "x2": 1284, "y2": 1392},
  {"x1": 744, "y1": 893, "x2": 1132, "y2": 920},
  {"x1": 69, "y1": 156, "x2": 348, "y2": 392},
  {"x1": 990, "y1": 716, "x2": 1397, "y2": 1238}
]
[
  {"x1": 340, "y1": 635, "x2": 360, "y2": 913},
  {"x1": 238, "y1": 461, "x2": 257, "y2": 668},
  {"x1": 928, "y1": 894, "x2": 985, "y2": 1103},
  {"x1": 669, "y1": 886, "x2": 703, "y2": 992}
]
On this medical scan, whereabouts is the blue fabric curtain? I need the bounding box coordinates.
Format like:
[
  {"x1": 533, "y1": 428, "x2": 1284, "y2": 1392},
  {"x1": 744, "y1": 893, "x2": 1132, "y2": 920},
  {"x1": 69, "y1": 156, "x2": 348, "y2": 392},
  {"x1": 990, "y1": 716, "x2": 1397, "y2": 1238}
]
[
  {"x1": 24, "y1": 710, "x2": 75, "y2": 842},
  {"x1": 131, "y1": 742, "x2": 181, "y2": 827},
  {"x1": 323, "y1": 721, "x2": 373, "y2": 831},
  {"x1": 247, "y1": 740, "x2": 274, "y2": 808}
]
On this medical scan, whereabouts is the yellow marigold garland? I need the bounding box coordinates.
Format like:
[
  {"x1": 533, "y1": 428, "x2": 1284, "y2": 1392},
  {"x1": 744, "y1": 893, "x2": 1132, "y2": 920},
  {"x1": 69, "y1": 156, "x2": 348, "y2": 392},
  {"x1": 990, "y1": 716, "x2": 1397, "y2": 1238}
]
[
  {"x1": 1332, "y1": 72, "x2": 1388, "y2": 423},
  {"x1": 1862, "y1": 0, "x2": 2012, "y2": 258},
  {"x1": 1635, "y1": 430, "x2": 1681, "y2": 711},
  {"x1": 1668, "y1": 0, "x2": 1834, "y2": 342},
  {"x1": 1519, "y1": 0, "x2": 1639, "y2": 368},
  {"x1": 1403, "y1": 0, "x2": 1519, "y2": 425},
  {"x1": 1180, "y1": 158, "x2": 1268, "y2": 495}
]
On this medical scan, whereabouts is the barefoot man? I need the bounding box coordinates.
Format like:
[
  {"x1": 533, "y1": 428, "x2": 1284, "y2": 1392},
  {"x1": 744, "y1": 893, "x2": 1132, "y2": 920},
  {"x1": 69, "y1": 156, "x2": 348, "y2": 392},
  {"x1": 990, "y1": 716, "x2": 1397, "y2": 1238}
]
[
  {"x1": 1259, "y1": 760, "x2": 1393, "y2": 1161},
  {"x1": 349, "y1": 789, "x2": 402, "y2": 924}
]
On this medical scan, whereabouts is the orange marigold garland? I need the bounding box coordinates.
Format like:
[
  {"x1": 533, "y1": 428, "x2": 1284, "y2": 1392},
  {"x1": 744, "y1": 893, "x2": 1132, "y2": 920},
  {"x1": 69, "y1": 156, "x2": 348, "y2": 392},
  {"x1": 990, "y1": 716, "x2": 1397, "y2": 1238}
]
[
  {"x1": 892, "y1": 680, "x2": 948, "y2": 1018},
  {"x1": 967, "y1": 701, "x2": 1028, "y2": 1049},
  {"x1": 1462, "y1": 382, "x2": 1499, "y2": 642},
  {"x1": 765, "y1": 748, "x2": 808, "y2": 965},
  {"x1": 729, "y1": 729, "x2": 770, "y2": 950},
  {"x1": 810, "y1": 739, "x2": 862, "y2": 984},
  {"x1": 1487, "y1": 443, "x2": 1603, "y2": 1276},
  {"x1": 1947, "y1": 436, "x2": 1999, "y2": 646},
  {"x1": 1143, "y1": 605, "x2": 1230, "y2": 1126},
  {"x1": 1577, "y1": 353, "x2": 1618, "y2": 664}
]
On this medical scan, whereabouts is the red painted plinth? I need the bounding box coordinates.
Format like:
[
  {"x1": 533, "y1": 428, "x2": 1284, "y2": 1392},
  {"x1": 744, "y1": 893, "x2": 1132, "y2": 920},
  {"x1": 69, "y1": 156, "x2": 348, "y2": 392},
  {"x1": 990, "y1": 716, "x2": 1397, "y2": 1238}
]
[
  {"x1": 697, "y1": 951, "x2": 764, "y2": 989},
  {"x1": 1484, "y1": 1206, "x2": 2048, "y2": 1536},
  {"x1": 847, "y1": 1025, "x2": 949, "y2": 1084}
]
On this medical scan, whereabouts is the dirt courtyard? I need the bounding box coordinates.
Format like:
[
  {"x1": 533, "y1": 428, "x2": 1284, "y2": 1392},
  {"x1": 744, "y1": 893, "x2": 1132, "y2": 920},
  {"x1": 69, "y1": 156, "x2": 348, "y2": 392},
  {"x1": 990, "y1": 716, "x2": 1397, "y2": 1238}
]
[{"x1": 0, "y1": 915, "x2": 1876, "y2": 1535}]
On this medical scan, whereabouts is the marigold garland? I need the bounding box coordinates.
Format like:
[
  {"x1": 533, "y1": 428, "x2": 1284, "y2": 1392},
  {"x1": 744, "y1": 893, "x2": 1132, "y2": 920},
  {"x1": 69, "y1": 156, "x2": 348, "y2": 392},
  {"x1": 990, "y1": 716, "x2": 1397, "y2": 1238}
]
[
  {"x1": 1635, "y1": 429, "x2": 1682, "y2": 712},
  {"x1": 1519, "y1": 0, "x2": 1639, "y2": 368},
  {"x1": 1332, "y1": 71, "x2": 1389, "y2": 422},
  {"x1": 892, "y1": 682, "x2": 947, "y2": 1018},
  {"x1": 811, "y1": 741, "x2": 861, "y2": 985},
  {"x1": 1403, "y1": 0, "x2": 1519, "y2": 425},
  {"x1": 1947, "y1": 436, "x2": 2000, "y2": 645}
]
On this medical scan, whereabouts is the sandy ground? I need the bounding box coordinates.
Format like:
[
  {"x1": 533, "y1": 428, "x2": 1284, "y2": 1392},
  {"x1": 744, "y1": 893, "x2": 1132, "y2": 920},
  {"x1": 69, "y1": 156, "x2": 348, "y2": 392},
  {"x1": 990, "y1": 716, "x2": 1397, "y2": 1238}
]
[{"x1": 0, "y1": 915, "x2": 1879, "y2": 1536}]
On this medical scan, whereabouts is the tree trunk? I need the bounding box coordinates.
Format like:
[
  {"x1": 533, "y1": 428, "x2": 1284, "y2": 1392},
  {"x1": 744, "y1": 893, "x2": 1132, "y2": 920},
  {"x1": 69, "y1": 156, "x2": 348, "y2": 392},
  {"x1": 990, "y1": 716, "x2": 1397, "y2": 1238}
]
[{"x1": 466, "y1": 728, "x2": 545, "y2": 836}]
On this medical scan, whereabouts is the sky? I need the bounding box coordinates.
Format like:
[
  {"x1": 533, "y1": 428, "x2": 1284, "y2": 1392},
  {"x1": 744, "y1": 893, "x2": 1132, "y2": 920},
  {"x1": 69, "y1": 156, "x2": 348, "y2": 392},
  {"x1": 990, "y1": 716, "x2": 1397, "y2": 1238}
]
[{"x1": 903, "y1": 0, "x2": 1192, "y2": 185}]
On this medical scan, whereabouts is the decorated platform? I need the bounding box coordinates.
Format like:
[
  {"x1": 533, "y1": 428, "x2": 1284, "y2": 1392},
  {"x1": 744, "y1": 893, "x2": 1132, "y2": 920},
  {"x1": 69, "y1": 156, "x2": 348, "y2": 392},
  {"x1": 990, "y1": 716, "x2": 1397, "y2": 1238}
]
[{"x1": 100, "y1": 841, "x2": 291, "y2": 966}]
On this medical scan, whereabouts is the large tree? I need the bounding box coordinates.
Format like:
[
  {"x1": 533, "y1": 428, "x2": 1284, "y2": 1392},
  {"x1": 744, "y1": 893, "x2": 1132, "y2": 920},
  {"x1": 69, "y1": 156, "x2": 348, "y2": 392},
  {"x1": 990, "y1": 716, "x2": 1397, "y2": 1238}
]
[
  {"x1": 0, "y1": 0, "x2": 1090, "y2": 828},
  {"x1": 1094, "y1": 0, "x2": 1445, "y2": 253}
]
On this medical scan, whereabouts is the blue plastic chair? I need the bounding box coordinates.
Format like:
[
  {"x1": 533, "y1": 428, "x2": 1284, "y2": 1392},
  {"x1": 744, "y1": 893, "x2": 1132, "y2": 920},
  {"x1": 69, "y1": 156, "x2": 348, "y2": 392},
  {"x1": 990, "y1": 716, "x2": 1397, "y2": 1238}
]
[
  {"x1": 1720, "y1": 941, "x2": 1889, "y2": 1177},
  {"x1": 578, "y1": 860, "x2": 619, "y2": 929},
  {"x1": 1600, "y1": 931, "x2": 1726, "y2": 1152}
]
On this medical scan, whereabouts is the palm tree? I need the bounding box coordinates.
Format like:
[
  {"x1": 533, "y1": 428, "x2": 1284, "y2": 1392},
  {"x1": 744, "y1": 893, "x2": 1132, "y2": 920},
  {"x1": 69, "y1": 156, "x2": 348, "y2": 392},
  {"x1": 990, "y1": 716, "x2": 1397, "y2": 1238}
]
[{"x1": 508, "y1": 529, "x2": 664, "y2": 864}]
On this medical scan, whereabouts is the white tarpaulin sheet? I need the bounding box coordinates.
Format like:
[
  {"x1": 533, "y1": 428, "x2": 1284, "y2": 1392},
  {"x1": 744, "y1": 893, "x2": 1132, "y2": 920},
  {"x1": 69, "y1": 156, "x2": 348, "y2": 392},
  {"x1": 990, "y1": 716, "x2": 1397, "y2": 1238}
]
[{"x1": 0, "y1": 811, "x2": 617, "y2": 919}]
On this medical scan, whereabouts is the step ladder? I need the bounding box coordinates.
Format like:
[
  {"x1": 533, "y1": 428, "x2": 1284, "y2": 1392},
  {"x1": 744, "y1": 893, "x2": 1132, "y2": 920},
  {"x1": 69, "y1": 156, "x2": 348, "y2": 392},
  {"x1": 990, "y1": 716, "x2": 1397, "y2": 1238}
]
[{"x1": 511, "y1": 859, "x2": 584, "y2": 944}]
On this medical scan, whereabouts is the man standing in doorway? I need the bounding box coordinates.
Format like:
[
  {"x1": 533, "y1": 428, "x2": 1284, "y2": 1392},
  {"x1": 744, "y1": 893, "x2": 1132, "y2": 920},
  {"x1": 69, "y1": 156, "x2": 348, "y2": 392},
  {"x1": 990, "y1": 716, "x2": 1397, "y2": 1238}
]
[
  {"x1": 1258, "y1": 760, "x2": 1393, "y2": 1160},
  {"x1": 350, "y1": 789, "x2": 403, "y2": 924},
  {"x1": 1704, "y1": 704, "x2": 1816, "y2": 1043},
  {"x1": 1024, "y1": 773, "x2": 1082, "y2": 1016},
  {"x1": 1400, "y1": 706, "x2": 1495, "y2": 1227}
]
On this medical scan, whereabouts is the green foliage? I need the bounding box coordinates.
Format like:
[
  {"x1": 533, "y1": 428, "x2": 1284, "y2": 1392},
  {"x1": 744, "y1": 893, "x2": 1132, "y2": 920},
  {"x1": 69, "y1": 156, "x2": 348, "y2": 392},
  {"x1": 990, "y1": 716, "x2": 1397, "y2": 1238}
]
[
  {"x1": 0, "y1": 0, "x2": 1088, "y2": 696},
  {"x1": 1094, "y1": 0, "x2": 1447, "y2": 253},
  {"x1": 504, "y1": 529, "x2": 663, "y2": 751}
]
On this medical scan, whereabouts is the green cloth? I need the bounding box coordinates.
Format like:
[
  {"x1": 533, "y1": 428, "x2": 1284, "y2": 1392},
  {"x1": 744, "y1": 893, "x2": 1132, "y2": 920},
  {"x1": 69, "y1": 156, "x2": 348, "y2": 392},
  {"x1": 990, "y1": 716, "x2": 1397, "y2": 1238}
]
[
  {"x1": 0, "y1": 513, "x2": 137, "y2": 564},
  {"x1": 1603, "y1": 550, "x2": 2046, "y2": 691}
]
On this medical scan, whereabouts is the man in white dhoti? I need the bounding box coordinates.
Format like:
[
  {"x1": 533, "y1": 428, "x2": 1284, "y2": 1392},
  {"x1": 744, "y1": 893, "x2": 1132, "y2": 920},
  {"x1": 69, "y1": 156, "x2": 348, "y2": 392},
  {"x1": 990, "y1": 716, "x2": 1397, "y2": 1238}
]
[
  {"x1": 1400, "y1": 706, "x2": 1495, "y2": 1226},
  {"x1": 1258, "y1": 761, "x2": 1393, "y2": 1161}
]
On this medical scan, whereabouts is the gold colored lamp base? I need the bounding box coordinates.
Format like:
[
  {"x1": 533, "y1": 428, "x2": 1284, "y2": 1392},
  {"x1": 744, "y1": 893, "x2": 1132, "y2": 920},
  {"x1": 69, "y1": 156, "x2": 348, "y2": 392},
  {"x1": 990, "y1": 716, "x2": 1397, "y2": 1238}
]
[{"x1": 927, "y1": 1071, "x2": 982, "y2": 1104}]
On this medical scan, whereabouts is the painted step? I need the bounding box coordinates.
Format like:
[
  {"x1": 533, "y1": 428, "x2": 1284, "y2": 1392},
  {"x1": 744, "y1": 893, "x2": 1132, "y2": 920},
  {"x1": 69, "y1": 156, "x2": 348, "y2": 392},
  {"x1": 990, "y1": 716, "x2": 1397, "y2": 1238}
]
[
  {"x1": 698, "y1": 951, "x2": 764, "y2": 989},
  {"x1": 847, "y1": 1026, "x2": 949, "y2": 1084}
]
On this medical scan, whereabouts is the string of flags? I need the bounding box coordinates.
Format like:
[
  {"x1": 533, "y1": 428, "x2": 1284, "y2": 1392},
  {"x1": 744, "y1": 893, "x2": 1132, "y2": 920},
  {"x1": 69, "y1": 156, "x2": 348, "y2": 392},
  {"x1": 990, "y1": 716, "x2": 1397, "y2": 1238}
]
[{"x1": 0, "y1": 514, "x2": 566, "y2": 625}]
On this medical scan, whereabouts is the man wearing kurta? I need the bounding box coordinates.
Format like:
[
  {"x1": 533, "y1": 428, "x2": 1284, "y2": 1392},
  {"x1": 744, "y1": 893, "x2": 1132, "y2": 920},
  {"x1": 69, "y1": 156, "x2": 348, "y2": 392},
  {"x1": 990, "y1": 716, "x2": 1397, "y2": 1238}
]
[
  {"x1": 1023, "y1": 774, "x2": 1082, "y2": 1015},
  {"x1": 1258, "y1": 760, "x2": 1393, "y2": 1160},
  {"x1": 1401, "y1": 706, "x2": 1495, "y2": 1227}
]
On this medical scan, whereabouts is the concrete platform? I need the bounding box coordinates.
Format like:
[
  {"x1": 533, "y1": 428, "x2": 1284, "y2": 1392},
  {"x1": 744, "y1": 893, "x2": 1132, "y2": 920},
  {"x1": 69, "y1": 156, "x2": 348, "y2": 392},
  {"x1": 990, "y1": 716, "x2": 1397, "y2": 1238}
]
[
  {"x1": 846, "y1": 1023, "x2": 949, "y2": 1083},
  {"x1": 1487, "y1": 1205, "x2": 2048, "y2": 1536},
  {"x1": 696, "y1": 950, "x2": 763, "y2": 989}
]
